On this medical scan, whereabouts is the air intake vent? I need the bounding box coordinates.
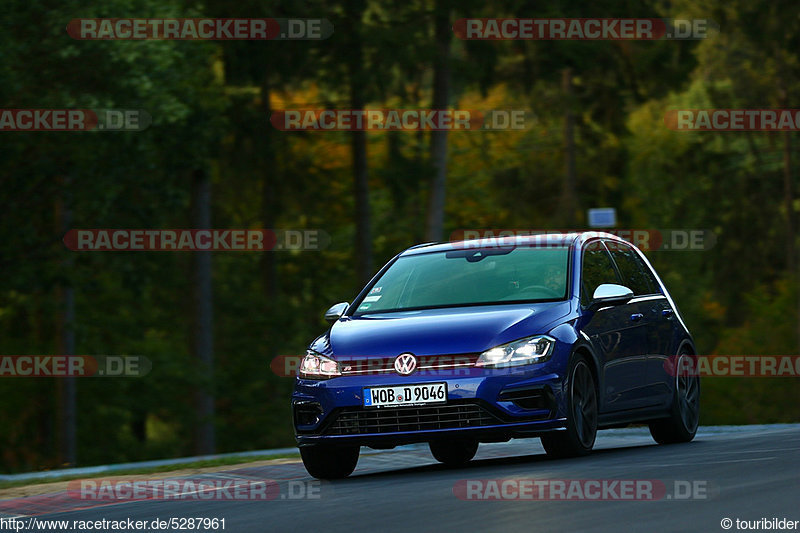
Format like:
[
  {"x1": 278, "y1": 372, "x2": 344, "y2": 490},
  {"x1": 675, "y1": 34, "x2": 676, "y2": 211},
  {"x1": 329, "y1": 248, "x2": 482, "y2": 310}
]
[
  {"x1": 324, "y1": 402, "x2": 500, "y2": 435},
  {"x1": 498, "y1": 386, "x2": 555, "y2": 411}
]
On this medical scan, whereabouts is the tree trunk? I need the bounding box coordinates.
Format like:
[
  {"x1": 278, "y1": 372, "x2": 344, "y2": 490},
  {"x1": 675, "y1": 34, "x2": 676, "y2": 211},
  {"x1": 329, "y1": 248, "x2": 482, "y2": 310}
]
[
  {"x1": 560, "y1": 67, "x2": 578, "y2": 227},
  {"x1": 783, "y1": 132, "x2": 795, "y2": 272},
  {"x1": 352, "y1": 126, "x2": 372, "y2": 284},
  {"x1": 191, "y1": 169, "x2": 215, "y2": 455},
  {"x1": 345, "y1": 0, "x2": 373, "y2": 284},
  {"x1": 55, "y1": 176, "x2": 76, "y2": 467},
  {"x1": 260, "y1": 77, "x2": 277, "y2": 304},
  {"x1": 785, "y1": 132, "x2": 800, "y2": 353},
  {"x1": 425, "y1": 0, "x2": 452, "y2": 242}
]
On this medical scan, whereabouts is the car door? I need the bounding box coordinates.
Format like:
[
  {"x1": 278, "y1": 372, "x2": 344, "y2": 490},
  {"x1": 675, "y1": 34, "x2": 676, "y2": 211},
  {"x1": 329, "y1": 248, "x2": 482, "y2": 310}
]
[
  {"x1": 605, "y1": 241, "x2": 672, "y2": 405},
  {"x1": 579, "y1": 240, "x2": 649, "y2": 412}
]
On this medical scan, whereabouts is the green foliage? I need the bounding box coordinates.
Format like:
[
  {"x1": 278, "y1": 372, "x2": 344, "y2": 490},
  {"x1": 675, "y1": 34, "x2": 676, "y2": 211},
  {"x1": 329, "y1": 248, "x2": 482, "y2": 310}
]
[{"x1": 702, "y1": 279, "x2": 800, "y2": 424}]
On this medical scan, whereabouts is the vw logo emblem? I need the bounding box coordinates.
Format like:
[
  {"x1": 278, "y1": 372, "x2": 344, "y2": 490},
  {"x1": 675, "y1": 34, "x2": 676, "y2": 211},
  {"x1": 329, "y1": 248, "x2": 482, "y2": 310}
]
[{"x1": 394, "y1": 353, "x2": 417, "y2": 375}]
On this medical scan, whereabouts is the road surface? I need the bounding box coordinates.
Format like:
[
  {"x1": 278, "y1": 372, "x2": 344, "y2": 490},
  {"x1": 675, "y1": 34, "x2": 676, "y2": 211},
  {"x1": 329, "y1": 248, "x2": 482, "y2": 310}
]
[{"x1": 2, "y1": 424, "x2": 798, "y2": 532}]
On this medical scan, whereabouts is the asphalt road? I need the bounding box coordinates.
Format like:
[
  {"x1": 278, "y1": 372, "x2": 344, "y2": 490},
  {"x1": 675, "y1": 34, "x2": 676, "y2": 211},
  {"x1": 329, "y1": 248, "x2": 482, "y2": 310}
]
[{"x1": 3, "y1": 424, "x2": 799, "y2": 533}]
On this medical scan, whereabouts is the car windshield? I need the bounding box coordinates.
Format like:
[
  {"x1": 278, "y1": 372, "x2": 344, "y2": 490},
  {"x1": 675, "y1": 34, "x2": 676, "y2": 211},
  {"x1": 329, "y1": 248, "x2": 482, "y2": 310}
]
[{"x1": 354, "y1": 245, "x2": 570, "y2": 315}]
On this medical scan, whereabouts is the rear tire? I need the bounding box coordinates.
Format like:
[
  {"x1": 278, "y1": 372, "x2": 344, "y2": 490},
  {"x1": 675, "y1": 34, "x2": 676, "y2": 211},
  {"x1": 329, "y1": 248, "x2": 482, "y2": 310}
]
[
  {"x1": 542, "y1": 357, "x2": 598, "y2": 458},
  {"x1": 429, "y1": 439, "x2": 478, "y2": 466},
  {"x1": 300, "y1": 445, "x2": 359, "y2": 479},
  {"x1": 649, "y1": 353, "x2": 699, "y2": 444}
]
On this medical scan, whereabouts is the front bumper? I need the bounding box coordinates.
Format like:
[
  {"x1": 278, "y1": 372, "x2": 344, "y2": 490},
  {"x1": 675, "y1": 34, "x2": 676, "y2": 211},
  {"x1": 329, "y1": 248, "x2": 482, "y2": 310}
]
[{"x1": 292, "y1": 365, "x2": 568, "y2": 447}]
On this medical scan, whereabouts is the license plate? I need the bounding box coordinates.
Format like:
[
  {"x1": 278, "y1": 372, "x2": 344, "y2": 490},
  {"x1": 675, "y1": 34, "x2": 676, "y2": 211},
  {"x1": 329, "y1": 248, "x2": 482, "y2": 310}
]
[{"x1": 363, "y1": 382, "x2": 447, "y2": 408}]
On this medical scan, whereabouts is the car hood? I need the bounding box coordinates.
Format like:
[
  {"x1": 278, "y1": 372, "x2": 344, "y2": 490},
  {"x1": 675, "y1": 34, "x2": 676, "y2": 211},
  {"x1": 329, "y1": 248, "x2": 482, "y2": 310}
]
[{"x1": 310, "y1": 301, "x2": 573, "y2": 358}]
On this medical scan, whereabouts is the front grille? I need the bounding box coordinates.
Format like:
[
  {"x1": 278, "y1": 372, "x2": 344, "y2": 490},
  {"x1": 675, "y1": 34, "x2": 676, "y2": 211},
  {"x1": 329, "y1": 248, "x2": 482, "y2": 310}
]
[
  {"x1": 324, "y1": 402, "x2": 501, "y2": 435},
  {"x1": 339, "y1": 354, "x2": 477, "y2": 375}
]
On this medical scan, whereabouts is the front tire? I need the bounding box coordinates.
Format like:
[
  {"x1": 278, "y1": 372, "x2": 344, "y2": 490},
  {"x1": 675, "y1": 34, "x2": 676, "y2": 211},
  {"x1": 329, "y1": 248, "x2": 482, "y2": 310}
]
[
  {"x1": 300, "y1": 444, "x2": 359, "y2": 479},
  {"x1": 542, "y1": 357, "x2": 598, "y2": 458},
  {"x1": 649, "y1": 353, "x2": 699, "y2": 444},
  {"x1": 429, "y1": 439, "x2": 478, "y2": 466}
]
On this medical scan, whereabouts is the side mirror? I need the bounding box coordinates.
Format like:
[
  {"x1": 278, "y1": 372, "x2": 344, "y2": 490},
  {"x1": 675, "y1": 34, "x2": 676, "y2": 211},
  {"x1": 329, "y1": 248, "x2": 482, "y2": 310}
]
[
  {"x1": 324, "y1": 302, "x2": 349, "y2": 324},
  {"x1": 589, "y1": 284, "x2": 633, "y2": 311}
]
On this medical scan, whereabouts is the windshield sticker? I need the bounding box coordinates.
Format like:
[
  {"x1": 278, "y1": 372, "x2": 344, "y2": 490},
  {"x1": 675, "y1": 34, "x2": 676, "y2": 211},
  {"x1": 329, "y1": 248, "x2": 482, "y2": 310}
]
[
  {"x1": 369, "y1": 286, "x2": 382, "y2": 294},
  {"x1": 359, "y1": 303, "x2": 372, "y2": 310},
  {"x1": 363, "y1": 295, "x2": 382, "y2": 302}
]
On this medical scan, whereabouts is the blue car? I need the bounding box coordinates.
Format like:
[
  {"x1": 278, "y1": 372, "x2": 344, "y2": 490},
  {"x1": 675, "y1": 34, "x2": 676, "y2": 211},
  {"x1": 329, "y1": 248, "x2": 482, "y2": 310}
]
[{"x1": 293, "y1": 232, "x2": 699, "y2": 479}]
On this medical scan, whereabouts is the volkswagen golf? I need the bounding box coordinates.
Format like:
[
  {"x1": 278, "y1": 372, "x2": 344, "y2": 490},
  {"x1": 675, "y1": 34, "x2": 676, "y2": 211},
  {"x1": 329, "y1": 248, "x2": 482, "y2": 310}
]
[{"x1": 292, "y1": 232, "x2": 699, "y2": 479}]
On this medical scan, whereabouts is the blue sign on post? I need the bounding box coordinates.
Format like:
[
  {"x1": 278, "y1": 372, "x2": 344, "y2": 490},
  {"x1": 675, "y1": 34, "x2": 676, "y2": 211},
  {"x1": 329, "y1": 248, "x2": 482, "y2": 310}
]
[{"x1": 587, "y1": 208, "x2": 617, "y2": 228}]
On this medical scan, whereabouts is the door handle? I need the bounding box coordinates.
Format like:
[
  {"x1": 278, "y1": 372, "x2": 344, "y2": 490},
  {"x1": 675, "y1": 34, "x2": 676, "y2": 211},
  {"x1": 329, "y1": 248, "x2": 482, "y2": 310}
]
[
  {"x1": 630, "y1": 313, "x2": 644, "y2": 322},
  {"x1": 662, "y1": 309, "x2": 674, "y2": 318}
]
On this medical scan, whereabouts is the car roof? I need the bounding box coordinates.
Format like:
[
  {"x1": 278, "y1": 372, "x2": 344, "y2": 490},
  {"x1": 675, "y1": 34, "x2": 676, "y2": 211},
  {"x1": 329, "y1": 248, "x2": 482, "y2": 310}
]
[{"x1": 399, "y1": 231, "x2": 632, "y2": 256}]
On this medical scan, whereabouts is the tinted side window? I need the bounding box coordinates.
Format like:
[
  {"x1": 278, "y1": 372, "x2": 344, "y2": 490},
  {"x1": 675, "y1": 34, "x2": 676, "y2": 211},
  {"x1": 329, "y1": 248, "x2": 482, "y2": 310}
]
[
  {"x1": 581, "y1": 241, "x2": 620, "y2": 305},
  {"x1": 606, "y1": 242, "x2": 658, "y2": 296}
]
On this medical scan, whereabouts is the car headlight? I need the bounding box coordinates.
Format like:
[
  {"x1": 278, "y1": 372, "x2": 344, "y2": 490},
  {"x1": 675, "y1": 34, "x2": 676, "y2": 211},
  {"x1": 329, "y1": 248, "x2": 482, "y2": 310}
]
[
  {"x1": 299, "y1": 350, "x2": 341, "y2": 379},
  {"x1": 475, "y1": 335, "x2": 556, "y2": 368}
]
